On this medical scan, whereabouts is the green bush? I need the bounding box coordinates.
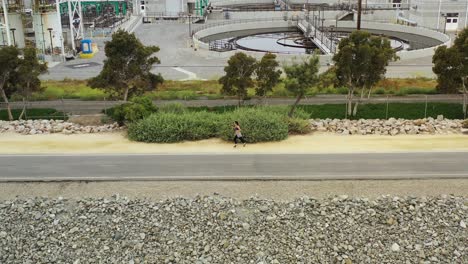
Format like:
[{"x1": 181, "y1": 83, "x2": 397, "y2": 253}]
[
  {"x1": 128, "y1": 111, "x2": 220, "y2": 143},
  {"x1": 288, "y1": 118, "x2": 312, "y2": 134},
  {"x1": 107, "y1": 96, "x2": 157, "y2": 125},
  {"x1": 159, "y1": 103, "x2": 188, "y2": 114},
  {"x1": 218, "y1": 108, "x2": 288, "y2": 143}
]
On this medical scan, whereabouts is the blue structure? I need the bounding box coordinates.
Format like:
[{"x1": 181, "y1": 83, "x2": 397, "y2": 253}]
[{"x1": 81, "y1": 39, "x2": 93, "y2": 54}]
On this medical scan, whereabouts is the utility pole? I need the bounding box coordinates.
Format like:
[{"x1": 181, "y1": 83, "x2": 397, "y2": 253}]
[{"x1": 357, "y1": 0, "x2": 362, "y2": 30}]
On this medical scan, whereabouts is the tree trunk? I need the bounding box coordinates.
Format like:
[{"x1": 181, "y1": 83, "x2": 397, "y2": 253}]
[
  {"x1": 289, "y1": 93, "x2": 303, "y2": 118},
  {"x1": 238, "y1": 95, "x2": 242, "y2": 107},
  {"x1": 123, "y1": 87, "x2": 130, "y2": 101},
  {"x1": 18, "y1": 82, "x2": 30, "y2": 120},
  {"x1": 0, "y1": 87, "x2": 13, "y2": 121},
  {"x1": 347, "y1": 87, "x2": 354, "y2": 118},
  {"x1": 18, "y1": 97, "x2": 26, "y2": 120},
  {"x1": 352, "y1": 87, "x2": 366, "y2": 117}
]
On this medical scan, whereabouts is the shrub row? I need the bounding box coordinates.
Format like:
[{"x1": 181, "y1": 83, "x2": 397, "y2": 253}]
[{"x1": 128, "y1": 107, "x2": 292, "y2": 143}]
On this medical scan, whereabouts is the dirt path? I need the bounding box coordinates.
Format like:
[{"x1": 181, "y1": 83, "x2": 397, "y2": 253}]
[
  {"x1": 1, "y1": 180, "x2": 467, "y2": 201},
  {"x1": 0, "y1": 132, "x2": 467, "y2": 154}
]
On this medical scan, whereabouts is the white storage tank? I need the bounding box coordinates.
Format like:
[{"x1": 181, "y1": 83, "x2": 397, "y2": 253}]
[
  {"x1": 32, "y1": 11, "x2": 63, "y2": 54},
  {"x1": 0, "y1": 12, "x2": 25, "y2": 48}
]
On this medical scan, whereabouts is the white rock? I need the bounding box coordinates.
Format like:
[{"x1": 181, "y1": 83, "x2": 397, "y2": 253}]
[
  {"x1": 460, "y1": 220, "x2": 466, "y2": 228},
  {"x1": 391, "y1": 243, "x2": 400, "y2": 252}
]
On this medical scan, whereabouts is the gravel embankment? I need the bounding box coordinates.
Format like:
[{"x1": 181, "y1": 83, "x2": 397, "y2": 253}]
[
  {"x1": 310, "y1": 117, "x2": 465, "y2": 136},
  {"x1": 1, "y1": 195, "x2": 467, "y2": 263},
  {"x1": 0, "y1": 120, "x2": 122, "y2": 135}
]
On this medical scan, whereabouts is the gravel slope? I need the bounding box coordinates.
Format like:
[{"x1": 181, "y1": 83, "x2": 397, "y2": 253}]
[{"x1": 1, "y1": 195, "x2": 466, "y2": 263}]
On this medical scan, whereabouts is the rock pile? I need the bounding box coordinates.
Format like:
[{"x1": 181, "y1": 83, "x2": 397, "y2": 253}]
[
  {"x1": 0, "y1": 195, "x2": 466, "y2": 263},
  {"x1": 0, "y1": 120, "x2": 122, "y2": 135},
  {"x1": 310, "y1": 116, "x2": 464, "y2": 135}
]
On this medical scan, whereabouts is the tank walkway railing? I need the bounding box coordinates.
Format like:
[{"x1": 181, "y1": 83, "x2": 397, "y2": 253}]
[
  {"x1": 297, "y1": 18, "x2": 336, "y2": 55},
  {"x1": 193, "y1": 17, "x2": 290, "y2": 34},
  {"x1": 209, "y1": 39, "x2": 235, "y2": 52}
]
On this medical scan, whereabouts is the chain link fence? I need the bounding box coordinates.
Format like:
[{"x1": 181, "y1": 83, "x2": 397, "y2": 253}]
[{"x1": 0, "y1": 95, "x2": 466, "y2": 120}]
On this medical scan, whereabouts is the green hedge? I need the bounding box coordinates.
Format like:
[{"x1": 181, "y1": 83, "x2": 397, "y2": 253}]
[
  {"x1": 301, "y1": 103, "x2": 465, "y2": 120},
  {"x1": 217, "y1": 108, "x2": 289, "y2": 143},
  {"x1": 0, "y1": 108, "x2": 67, "y2": 121},
  {"x1": 128, "y1": 111, "x2": 221, "y2": 143},
  {"x1": 107, "y1": 96, "x2": 157, "y2": 125}
]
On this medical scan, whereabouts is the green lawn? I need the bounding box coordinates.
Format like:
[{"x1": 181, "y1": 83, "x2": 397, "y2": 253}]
[{"x1": 19, "y1": 78, "x2": 439, "y2": 101}]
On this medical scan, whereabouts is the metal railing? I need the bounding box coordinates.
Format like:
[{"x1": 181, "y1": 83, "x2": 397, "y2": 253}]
[{"x1": 193, "y1": 17, "x2": 292, "y2": 34}]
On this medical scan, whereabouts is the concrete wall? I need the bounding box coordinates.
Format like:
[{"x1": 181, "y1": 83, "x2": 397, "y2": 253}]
[
  {"x1": 327, "y1": 20, "x2": 451, "y2": 60},
  {"x1": 145, "y1": 0, "x2": 188, "y2": 14},
  {"x1": 409, "y1": 0, "x2": 468, "y2": 31},
  {"x1": 210, "y1": 0, "x2": 273, "y2": 6}
]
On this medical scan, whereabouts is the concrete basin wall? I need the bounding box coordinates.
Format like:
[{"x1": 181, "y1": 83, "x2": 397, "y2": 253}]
[
  {"x1": 326, "y1": 21, "x2": 451, "y2": 60},
  {"x1": 193, "y1": 19, "x2": 450, "y2": 61}
]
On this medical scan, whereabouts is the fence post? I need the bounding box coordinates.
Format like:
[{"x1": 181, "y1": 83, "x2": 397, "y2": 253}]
[
  {"x1": 464, "y1": 93, "x2": 467, "y2": 119},
  {"x1": 344, "y1": 95, "x2": 348, "y2": 119},
  {"x1": 385, "y1": 95, "x2": 389, "y2": 120},
  {"x1": 62, "y1": 97, "x2": 66, "y2": 120},
  {"x1": 424, "y1": 95, "x2": 428, "y2": 119}
]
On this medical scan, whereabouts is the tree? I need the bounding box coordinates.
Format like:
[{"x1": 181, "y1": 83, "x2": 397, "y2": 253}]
[
  {"x1": 0, "y1": 46, "x2": 21, "y2": 121},
  {"x1": 433, "y1": 28, "x2": 468, "y2": 118},
  {"x1": 88, "y1": 30, "x2": 163, "y2": 101},
  {"x1": 219, "y1": 52, "x2": 257, "y2": 106},
  {"x1": 255, "y1": 53, "x2": 281, "y2": 102},
  {"x1": 333, "y1": 30, "x2": 398, "y2": 117},
  {"x1": 283, "y1": 55, "x2": 320, "y2": 117},
  {"x1": 14, "y1": 47, "x2": 48, "y2": 119}
]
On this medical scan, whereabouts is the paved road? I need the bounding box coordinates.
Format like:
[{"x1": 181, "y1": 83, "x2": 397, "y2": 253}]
[
  {"x1": 0, "y1": 152, "x2": 466, "y2": 181},
  {"x1": 6, "y1": 94, "x2": 465, "y2": 115}
]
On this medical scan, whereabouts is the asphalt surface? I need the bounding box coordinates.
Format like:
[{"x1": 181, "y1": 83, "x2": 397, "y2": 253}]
[
  {"x1": 7, "y1": 94, "x2": 465, "y2": 115},
  {"x1": 0, "y1": 152, "x2": 467, "y2": 181},
  {"x1": 40, "y1": 23, "x2": 439, "y2": 81}
]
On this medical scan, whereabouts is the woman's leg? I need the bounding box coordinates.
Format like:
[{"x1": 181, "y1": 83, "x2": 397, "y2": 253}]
[
  {"x1": 233, "y1": 136, "x2": 238, "y2": 144},
  {"x1": 240, "y1": 137, "x2": 246, "y2": 143}
]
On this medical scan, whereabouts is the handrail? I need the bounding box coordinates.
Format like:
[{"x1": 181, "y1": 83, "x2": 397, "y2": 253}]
[{"x1": 193, "y1": 17, "x2": 291, "y2": 34}]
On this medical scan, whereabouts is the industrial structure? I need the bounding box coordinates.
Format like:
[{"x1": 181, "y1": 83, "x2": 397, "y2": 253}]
[
  {"x1": 2, "y1": 0, "x2": 468, "y2": 64},
  {"x1": 1, "y1": 0, "x2": 133, "y2": 60}
]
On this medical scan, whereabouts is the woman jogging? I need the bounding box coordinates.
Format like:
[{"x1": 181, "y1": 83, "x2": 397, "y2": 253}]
[{"x1": 233, "y1": 121, "x2": 246, "y2": 148}]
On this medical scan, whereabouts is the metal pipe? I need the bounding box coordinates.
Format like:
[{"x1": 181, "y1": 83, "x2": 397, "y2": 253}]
[
  {"x1": 40, "y1": 12, "x2": 46, "y2": 55},
  {"x1": 1, "y1": 0, "x2": 11, "y2": 45},
  {"x1": 357, "y1": 0, "x2": 362, "y2": 30},
  {"x1": 437, "y1": 0, "x2": 442, "y2": 30},
  {"x1": 56, "y1": 0, "x2": 65, "y2": 58},
  {"x1": 68, "y1": 0, "x2": 75, "y2": 51},
  {"x1": 465, "y1": 0, "x2": 468, "y2": 28}
]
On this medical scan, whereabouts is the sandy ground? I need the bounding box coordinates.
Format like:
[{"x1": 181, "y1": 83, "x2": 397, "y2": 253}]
[
  {"x1": 0, "y1": 180, "x2": 467, "y2": 200},
  {"x1": 0, "y1": 132, "x2": 467, "y2": 154}
]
